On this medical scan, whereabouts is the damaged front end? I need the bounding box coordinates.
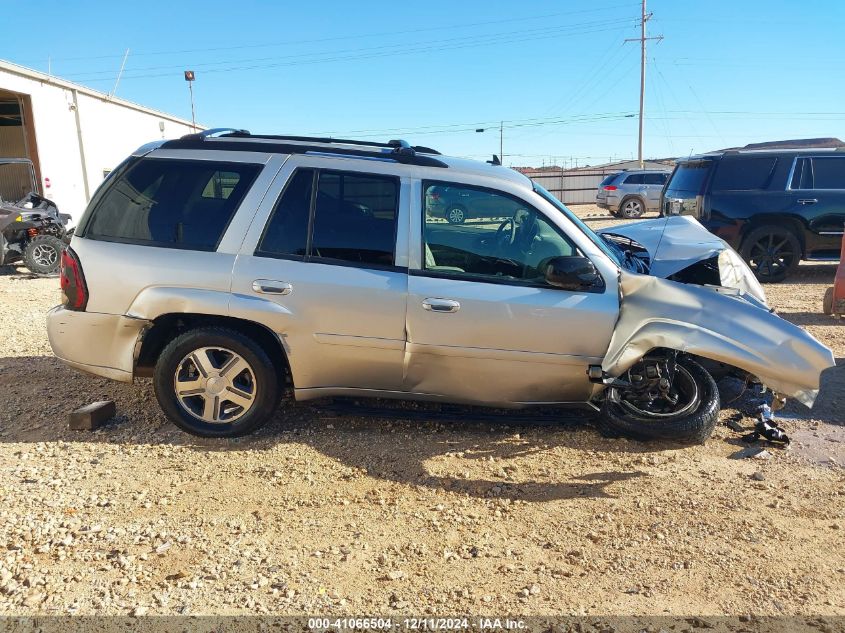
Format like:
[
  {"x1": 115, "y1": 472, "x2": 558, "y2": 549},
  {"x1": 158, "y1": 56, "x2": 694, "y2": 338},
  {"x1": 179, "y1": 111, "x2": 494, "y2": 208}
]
[{"x1": 596, "y1": 216, "x2": 835, "y2": 407}]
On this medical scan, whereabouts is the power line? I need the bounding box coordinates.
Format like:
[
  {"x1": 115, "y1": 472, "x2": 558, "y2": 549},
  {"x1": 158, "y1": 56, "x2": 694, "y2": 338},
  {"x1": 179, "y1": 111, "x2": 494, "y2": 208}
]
[
  {"x1": 26, "y1": 2, "x2": 640, "y2": 64},
  {"x1": 66, "y1": 21, "x2": 639, "y2": 83}
]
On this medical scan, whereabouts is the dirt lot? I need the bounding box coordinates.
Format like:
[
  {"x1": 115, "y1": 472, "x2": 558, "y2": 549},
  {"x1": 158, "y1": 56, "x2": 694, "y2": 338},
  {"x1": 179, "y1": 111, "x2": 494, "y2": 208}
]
[{"x1": 0, "y1": 205, "x2": 843, "y2": 617}]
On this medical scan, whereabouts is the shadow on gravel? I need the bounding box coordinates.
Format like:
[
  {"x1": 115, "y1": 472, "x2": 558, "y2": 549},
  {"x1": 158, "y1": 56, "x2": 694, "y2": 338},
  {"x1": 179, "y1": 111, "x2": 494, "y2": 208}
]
[
  {"x1": 1, "y1": 355, "x2": 662, "y2": 501},
  {"x1": 779, "y1": 358, "x2": 844, "y2": 425},
  {"x1": 777, "y1": 263, "x2": 836, "y2": 285}
]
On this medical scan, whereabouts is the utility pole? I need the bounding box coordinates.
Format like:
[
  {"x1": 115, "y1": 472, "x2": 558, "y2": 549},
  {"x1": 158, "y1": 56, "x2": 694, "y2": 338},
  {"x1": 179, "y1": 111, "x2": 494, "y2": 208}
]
[
  {"x1": 184, "y1": 70, "x2": 197, "y2": 132},
  {"x1": 499, "y1": 120, "x2": 504, "y2": 164},
  {"x1": 625, "y1": 0, "x2": 662, "y2": 168}
]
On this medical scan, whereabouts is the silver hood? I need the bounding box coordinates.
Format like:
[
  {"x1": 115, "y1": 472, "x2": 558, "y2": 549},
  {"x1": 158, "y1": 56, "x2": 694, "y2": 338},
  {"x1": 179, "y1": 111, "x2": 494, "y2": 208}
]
[{"x1": 599, "y1": 215, "x2": 767, "y2": 304}]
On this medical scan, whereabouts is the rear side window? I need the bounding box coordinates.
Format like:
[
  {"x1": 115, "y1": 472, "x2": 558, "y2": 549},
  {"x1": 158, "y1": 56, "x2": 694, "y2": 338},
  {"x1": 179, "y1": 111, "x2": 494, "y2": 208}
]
[
  {"x1": 810, "y1": 157, "x2": 845, "y2": 189},
  {"x1": 257, "y1": 169, "x2": 313, "y2": 257},
  {"x1": 257, "y1": 169, "x2": 399, "y2": 268},
  {"x1": 83, "y1": 158, "x2": 260, "y2": 251},
  {"x1": 642, "y1": 172, "x2": 668, "y2": 185},
  {"x1": 312, "y1": 171, "x2": 398, "y2": 265},
  {"x1": 623, "y1": 173, "x2": 645, "y2": 185},
  {"x1": 711, "y1": 157, "x2": 777, "y2": 191},
  {"x1": 666, "y1": 161, "x2": 712, "y2": 194},
  {"x1": 599, "y1": 173, "x2": 619, "y2": 186}
]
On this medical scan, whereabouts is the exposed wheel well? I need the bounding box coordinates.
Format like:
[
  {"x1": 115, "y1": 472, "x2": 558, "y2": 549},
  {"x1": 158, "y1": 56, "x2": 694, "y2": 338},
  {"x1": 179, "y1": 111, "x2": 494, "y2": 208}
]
[{"x1": 135, "y1": 313, "x2": 292, "y2": 390}]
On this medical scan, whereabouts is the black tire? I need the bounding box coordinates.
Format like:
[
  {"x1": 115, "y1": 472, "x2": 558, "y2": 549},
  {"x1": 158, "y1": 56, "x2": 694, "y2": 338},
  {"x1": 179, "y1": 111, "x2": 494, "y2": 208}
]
[
  {"x1": 23, "y1": 234, "x2": 64, "y2": 275},
  {"x1": 619, "y1": 197, "x2": 645, "y2": 219},
  {"x1": 600, "y1": 357, "x2": 720, "y2": 443},
  {"x1": 445, "y1": 205, "x2": 467, "y2": 224},
  {"x1": 740, "y1": 225, "x2": 801, "y2": 283},
  {"x1": 153, "y1": 327, "x2": 282, "y2": 438}
]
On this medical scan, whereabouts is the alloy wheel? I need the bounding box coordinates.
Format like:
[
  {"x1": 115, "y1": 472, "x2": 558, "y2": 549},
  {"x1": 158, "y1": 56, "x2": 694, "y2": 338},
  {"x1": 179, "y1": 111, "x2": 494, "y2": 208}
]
[
  {"x1": 747, "y1": 232, "x2": 796, "y2": 279},
  {"x1": 31, "y1": 243, "x2": 59, "y2": 268},
  {"x1": 173, "y1": 347, "x2": 257, "y2": 424}
]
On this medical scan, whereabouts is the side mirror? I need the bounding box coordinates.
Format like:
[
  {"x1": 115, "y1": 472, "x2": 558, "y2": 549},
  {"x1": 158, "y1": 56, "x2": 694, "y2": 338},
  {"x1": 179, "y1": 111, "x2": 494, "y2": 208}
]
[{"x1": 544, "y1": 256, "x2": 603, "y2": 291}]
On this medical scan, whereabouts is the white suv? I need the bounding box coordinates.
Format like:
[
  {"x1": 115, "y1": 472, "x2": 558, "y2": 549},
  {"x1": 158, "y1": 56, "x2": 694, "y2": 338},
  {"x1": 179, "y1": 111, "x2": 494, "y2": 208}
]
[{"x1": 47, "y1": 129, "x2": 833, "y2": 441}]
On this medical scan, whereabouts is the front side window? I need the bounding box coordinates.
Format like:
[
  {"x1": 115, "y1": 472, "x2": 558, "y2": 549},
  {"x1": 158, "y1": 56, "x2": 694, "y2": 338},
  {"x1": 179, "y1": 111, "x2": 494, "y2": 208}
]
[
  {"x1": 84, "y1": 158, "x2": 260, "y2": 250},
  {"x1": 257, "y1": 168, "x2": 399, "y2": 267},
  {"x1": 422, "y1": 181, "x2": 577, "y2": 285}
]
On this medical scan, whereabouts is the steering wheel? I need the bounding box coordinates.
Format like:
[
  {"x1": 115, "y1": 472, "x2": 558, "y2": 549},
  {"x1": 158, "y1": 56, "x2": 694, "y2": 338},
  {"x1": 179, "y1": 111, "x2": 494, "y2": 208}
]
[{"x1": 495, "y1": 218, "x2": 516, "y2": 249}]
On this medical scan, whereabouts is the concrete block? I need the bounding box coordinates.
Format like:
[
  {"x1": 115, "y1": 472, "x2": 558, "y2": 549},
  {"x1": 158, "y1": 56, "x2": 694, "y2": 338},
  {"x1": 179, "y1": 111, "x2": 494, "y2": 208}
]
[{"x1": 69, "y1": 400, "x2": 116, "y2": 431}]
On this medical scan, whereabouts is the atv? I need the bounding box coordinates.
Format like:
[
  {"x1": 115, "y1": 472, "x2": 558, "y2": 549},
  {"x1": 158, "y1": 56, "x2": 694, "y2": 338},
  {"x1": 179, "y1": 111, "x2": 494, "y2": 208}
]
[{"x1": 0, "y1": 158, "x2": 70, "y2": 275}]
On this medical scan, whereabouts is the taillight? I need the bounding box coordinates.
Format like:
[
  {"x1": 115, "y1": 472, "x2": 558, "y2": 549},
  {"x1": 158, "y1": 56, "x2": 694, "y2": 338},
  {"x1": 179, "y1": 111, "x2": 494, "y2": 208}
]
[
  {"x1": 603, "y1": 185, "x2": 618, "y2": 191},
  {"x1": 60, "y1": 248, "x2": 88, "y2": 311},
  {"x1": 27, "y1": 228, "x2": 38, "y2": 238}
]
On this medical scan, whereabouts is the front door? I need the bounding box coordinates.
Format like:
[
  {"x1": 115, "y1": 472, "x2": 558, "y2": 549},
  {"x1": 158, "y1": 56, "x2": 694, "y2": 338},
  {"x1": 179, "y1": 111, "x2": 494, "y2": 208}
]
[
  {"x1": 231, "y1": 164, "x2": 409, "y2": 393},
  {"x1": 404, "y1": 181, "x2": 618, "y2": 405}
]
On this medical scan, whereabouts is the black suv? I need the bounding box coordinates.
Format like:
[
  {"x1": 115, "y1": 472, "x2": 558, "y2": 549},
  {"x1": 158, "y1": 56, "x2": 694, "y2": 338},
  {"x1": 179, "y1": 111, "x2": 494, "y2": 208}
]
[{"x1": 661, "y1": 149, "x2": 845, "y2": 282}]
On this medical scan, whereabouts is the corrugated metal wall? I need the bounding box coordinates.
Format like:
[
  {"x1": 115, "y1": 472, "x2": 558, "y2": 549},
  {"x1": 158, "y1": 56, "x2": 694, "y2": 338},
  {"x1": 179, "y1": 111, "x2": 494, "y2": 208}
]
[{"x1": 526, "y1": 168, "x2": 620, "y2": 205}]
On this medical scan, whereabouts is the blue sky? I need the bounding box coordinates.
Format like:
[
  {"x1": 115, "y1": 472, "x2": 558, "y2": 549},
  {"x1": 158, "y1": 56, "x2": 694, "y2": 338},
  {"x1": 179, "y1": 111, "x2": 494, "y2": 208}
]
[{"x1": 4, "y1": 0, "x2": 844, "y2": 166}]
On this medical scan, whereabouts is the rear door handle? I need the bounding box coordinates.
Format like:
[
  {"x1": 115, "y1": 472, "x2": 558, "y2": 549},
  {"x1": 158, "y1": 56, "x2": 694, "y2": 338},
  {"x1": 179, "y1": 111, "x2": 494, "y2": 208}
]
[
  {"x1": 422, "y1": 298, "x2": 460, "y2": 313},
  {"x1": 252, "y1": 279, "x2": 292, "y2": 295},
  {"x1": 798, "y1": 198, "x2": 818, "y2": 205}
]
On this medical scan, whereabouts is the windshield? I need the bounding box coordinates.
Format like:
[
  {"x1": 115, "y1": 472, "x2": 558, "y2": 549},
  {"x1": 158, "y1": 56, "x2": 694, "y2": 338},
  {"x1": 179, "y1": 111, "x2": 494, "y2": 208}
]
[{"x1": 532, "y1": 182, "x2": 623, "y2": 268}]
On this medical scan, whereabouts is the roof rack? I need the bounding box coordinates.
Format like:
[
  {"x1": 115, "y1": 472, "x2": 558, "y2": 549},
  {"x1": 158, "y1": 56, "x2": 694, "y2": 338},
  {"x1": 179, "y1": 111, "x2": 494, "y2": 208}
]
[{"x1": 163, "y1": 130, "x2": 447, "y2": 168}]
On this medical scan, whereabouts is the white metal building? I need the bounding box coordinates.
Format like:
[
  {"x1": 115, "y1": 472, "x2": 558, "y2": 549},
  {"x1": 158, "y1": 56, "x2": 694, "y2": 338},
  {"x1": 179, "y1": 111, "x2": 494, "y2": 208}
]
[{"x1": 0, "y1": 60, "x2": 198, "y2": 223}]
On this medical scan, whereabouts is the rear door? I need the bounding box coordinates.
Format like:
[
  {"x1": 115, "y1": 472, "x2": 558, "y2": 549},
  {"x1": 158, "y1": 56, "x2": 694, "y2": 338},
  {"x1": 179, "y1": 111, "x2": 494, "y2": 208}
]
[
  {"x1": 642, "y1": 172, "x2": 669, "y2": 211},
  {"x1": 231, "y1": 158, "x2": 410, "y2": 393},
  {"x1": 790, "y1": 155, "x2": 845, "y2": 258}
]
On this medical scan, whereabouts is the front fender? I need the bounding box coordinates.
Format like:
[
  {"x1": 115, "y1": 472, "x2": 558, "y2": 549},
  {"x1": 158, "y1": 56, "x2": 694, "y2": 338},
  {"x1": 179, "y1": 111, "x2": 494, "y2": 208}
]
[{"x1": 602, "y1": 272, "x2": 835, "y2": 406}]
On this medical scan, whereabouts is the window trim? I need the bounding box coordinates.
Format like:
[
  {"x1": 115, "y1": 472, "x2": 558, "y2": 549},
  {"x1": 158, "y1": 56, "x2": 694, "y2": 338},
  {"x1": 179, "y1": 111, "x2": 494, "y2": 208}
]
[
  {"x1": 417, "y1": 179, "x2": 603, "y2": 293},
  {"x1": 788, "y1": 155, "x2": 845, "y2": 191},
  {"x1": 78, "y1": 157, "x2": 262, "y2": 252},
  {"x1": 254, "y1": 166, "x2": 402, "y2": 272}
]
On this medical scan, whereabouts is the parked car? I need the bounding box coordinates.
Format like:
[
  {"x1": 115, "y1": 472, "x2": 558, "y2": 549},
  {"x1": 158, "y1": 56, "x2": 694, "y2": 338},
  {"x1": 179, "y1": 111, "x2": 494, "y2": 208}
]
[
  {"x1": 426, "y1": 184, "x2": 525, "y2": 224},
  {"x1": 596, "y1": 169, "x2": 671, "y2": 218},
  {"x1": 661, "y1": 148, "x2": 845, "y2": 282},
  {"x1": 47, "y1": 130, "x2": 834, "y2": 443},
  {"x1": 0, "y1": 158, "x2": 71, "y2": 275}
]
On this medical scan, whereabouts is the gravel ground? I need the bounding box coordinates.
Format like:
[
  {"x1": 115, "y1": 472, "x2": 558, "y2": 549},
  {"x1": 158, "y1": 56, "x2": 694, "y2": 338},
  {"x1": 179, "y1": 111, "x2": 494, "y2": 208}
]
[{"x1": 0, "y1": 206, "x2": 843, "y2": 616}]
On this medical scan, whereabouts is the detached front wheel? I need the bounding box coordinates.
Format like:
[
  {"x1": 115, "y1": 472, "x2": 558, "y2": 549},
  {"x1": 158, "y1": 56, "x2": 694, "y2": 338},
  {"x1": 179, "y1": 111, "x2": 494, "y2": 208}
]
[
  {"x1": 600, "y1": 356, "x2": 719, "y2": 443},
  {"x1": 23, "y1": 234, "x2": 64, "y2": 275}
]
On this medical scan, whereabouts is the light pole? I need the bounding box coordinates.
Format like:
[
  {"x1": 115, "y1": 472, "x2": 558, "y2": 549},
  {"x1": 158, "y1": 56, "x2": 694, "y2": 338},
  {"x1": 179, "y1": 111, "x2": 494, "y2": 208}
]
[
  {"x1": 475, "y1": 121, "x2": 504, "y2": 164},
  {"x1": 184, "y1": 70, "x2": 197, "y2": 132}
]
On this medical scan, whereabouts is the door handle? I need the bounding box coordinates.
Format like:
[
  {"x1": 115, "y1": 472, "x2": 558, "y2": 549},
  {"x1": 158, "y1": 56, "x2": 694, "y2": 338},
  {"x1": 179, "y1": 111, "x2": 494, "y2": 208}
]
[
  {"x1": 798, "y1": 198, "x2": 818, "y2": 205},
  {"x1": 252, "y1": 279, "x2": 292, "y2": 295},
  {"x1": 422, "y1": 298, "x2": 461, "y2": 313}
]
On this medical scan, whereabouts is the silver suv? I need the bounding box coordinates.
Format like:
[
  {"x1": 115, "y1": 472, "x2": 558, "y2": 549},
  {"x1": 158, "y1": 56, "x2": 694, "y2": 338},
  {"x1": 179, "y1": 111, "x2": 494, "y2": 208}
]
[
  {"x1": 47, "y1": 130, "x2": 833, "y2": 442},
  {"x1": 596, "y1": 169, "x2": 671, "y2": 218}
]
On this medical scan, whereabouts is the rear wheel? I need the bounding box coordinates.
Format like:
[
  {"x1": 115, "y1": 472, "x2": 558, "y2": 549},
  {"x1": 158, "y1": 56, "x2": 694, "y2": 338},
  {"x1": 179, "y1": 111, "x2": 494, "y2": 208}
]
[
  {"x1": 740, "y1": 225, "x2": 801, "y2": 283},
  {"x1": 153, "y1": 327, "x2": 281, "y2": 437},
  {"x1": 601, "y1": 355, "x2": 719, "y2": 443},
  {"x1": 619, "y1": 197, "x2": 645, "y2": 219},
  {"x1": 23, "y1": 234, "x2": 64, "y2": 275}
]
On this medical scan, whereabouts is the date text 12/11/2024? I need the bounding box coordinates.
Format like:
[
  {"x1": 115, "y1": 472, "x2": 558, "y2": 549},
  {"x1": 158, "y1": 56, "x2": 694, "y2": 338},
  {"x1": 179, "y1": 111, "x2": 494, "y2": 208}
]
[{"x1": 307, "y1": 618, "x2": 527, "y2": 630}]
